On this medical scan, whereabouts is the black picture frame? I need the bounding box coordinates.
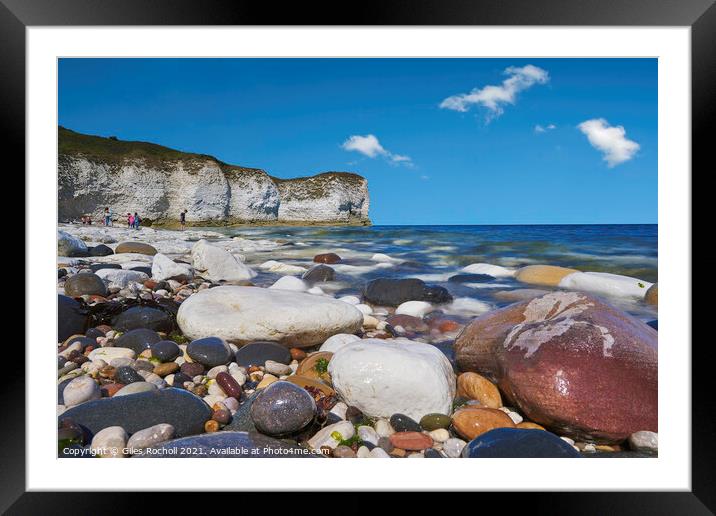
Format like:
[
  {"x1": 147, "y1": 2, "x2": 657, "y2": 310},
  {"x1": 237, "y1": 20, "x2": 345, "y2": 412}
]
[{"x1": 3, "y1": 0, "x2": 706, "y2": 511}]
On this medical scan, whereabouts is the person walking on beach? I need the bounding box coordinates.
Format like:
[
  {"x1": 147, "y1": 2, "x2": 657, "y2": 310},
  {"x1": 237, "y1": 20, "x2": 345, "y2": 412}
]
[
  {"x1": 127, "y1": 212, "x2": 134, "y2": 228},
  {"x1": 133, "y1": 212, "x2": 141, "y2": 229},
  {"x1": 104, "y1": 207, "x2": 111, "y2": 226},
  {"x1": 180, "y1": 209, "x2": 187, "y2": 230}
]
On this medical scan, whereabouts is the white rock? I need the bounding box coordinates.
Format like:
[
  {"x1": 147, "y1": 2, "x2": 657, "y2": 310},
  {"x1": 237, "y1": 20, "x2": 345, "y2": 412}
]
[
  {"x1": 269, "y1": 276, "x2": 309, "y2": 292},
  {"x1": 356, "y1": 446, "x2": 371, "y2": 458},
  {"x1": 58, "y1": 230, "x2": 88, "y2": 256},
  {"x1": 265, "y1": 360, "x2": 292, "y2": 376},
  {"x1": 206, "y1": 365, "x2": 229, "y2": 379},
  {"x1": 177, "y1": 286, "x2": 363, "y2": 347},
  {"x1": 371, "y1": 253, "x2": 400, "y2": 263},
  {"x1": 628, "y1": 430, "x2": 658, "y2": 452},
  {"x1": 443, "y1": 297, "x2": 492, "y2": 316},
  {"x1": 126, "y1": 423, "x2": 175, "y2": 452},
  {"x1": 62, "y1": 375, "x2": 101, "y2": 407},
  {"x1": 191, "y1": 239, "x2": 256, "y2": 282},
  {"x1": 357, "y1": 425, "x2": 379, "y2": 446},
  {"x1": 443, "y1": 438, "x2": 467, "y2": 458},
  {"x1": 558, "y1": 271, "x2": 653, "y2": 299},
  {"x1": 95, "y1": 269, "x2": 149, "y2": 289},
  {"x1": 369, "y1": 447, "x2": 391, "y2": 458},
  {"x1": 355, "y1": 304, "x2": 373, "y2": 315},
  {"x1": 91, "y1": 426, "x2": 128, "y2": 458},
  {"x1": 151, "y1": 253, "x2": 194, "y2": 281},
  {"x1": 374, "y1": 418, "x2": 395, "y2": 438},
  {"x1": 329, "y1": 402, "x2": 348, "y2": 420},
  {"x1": 328, "y1": 338, "x2": 456, "y2": 421},
  {"x1": 307, "y1": 421, "x2": 355, "y2": 450},
  {"x1": 338, "y1": 295, "x2": 361, "y2": 305},
  {"x1": 429, "y1": 428, "x2": 450, "y2": 443},
  {"x1": 306, "y1": 286, "x2": 325, "y2": 295},
  {"x1": 395, "y1": 300, "x2": 434, "y2": 318},
  {"x1": 461, "y1": 263, "x2": 515, "y2": 278},
  {"x1": 259, "y1": 260, "x2": 307, "y2": 275}
]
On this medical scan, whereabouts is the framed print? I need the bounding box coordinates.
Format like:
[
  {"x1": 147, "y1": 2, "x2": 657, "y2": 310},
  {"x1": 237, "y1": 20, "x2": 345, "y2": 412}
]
[{"x1": 4, "y1": 0, "x2": 708, "y2": 510}]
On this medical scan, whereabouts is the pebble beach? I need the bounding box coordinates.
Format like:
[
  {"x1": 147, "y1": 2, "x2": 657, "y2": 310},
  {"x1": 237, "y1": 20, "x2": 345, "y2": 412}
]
[{"x1": 57, "y1": 223, "x2": 658, "y2": 459}]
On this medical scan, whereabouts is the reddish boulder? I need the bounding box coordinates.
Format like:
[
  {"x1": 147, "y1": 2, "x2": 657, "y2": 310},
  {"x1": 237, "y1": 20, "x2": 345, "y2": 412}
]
[
  {"x1": 454, "y1": 291, "x2": 657, "y2": 443},
  {"x1": 314, "y1": 253, "x2": 342, "y2": 264}
]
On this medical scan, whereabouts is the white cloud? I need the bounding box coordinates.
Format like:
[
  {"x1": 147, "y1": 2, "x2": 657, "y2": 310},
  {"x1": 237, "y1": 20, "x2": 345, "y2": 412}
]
[
  {"x1": 535, "y1": 123, "x2": 556, "y2": 133},
  {"x1": 440, "y1": 65, "x2": 549, "y2": 121},
  {"x1": 341, "y1": 134, "x2": 412, "y2": 166},
  {"x1": 577, "y1": 118, "x2": 640, "y2": 167}
]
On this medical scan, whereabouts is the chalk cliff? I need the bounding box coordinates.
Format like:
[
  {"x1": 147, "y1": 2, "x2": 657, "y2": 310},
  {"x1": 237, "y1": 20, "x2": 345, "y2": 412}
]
[{"x1": 57, "y1": 127, "x2": 370, "y2": 225}]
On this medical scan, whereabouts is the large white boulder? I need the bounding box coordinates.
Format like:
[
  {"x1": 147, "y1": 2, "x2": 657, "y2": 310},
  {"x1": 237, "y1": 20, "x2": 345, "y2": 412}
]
[
  {"x1": 151, "y1": 253, "x2": 194, "y2": 281},
  {"x1": 58, "y1": 230, "x2": 88, "y2": 256},
  {"x1": 461, "y1": 263, "x2": 515, "y2": 278},
  {"x1": 328, "y1": 338, "x2": 456, "y2": 421},
  {"x1": 269, "y1": 276, "x2": 309, "y2": 292},
  {"x1": 95, "y1": 269, "x2": 149, "y2": 289},
  {"x1": 558, "y1": 271, "x2": 653, "y2": 299},
  {"x1": 191, "y1": 239, "x2": 256, "y2": 282},
  {"x1": 176, "y1": 286, "x2": 363, "y2": 347},
  {"x1": 259, "y1": 260, "x2": 307, "y2": 275}
]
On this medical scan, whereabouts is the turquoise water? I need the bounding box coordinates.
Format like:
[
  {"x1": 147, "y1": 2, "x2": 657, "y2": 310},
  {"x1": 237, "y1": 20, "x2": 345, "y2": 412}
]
[{"x1": 204, "y1": 224, "x2": 658, "y2": 321}]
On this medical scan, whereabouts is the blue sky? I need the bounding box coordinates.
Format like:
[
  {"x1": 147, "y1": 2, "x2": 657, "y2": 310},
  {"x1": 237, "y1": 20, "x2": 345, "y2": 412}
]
[{"x1": 58, "y1": 58, "x2": 657, "y2": 225}]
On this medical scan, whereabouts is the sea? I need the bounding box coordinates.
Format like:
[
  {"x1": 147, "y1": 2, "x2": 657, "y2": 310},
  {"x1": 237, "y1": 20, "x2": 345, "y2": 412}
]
[{"x1": 201, "y1": 223, "x2": 658, "y2": 323}]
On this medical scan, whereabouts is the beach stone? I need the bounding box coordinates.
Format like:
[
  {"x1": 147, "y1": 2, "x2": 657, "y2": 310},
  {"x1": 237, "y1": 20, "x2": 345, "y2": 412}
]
[
  {"x1": 647, "y1": 320, "x2": 658, "y2": 330},
  {"x1": 295, "y1": 351, "x2": 332, "y2": 383},
  {"x1": 329, "y1": 339, "x2": 455, "y2": 421},
  {"x1": 307, "y1": 421, "x2": 354, "y2": 451},
  {"x1": 235, "y1": 341, "x2": 292, "y2": 367},
  {"x1": 443, "y1": 438, "x2": 467, "y2": 458},
  {"x1": 89, "y1": 244, "x2": 114, "y2": 257},
  {"x1": 461, "y1": 263, "x2": 515, "y2": 278},
  {"x1": 250, "y1": 381, "x2": 316, "y2": 436},
  {"x1": 395, "y1": 301, "x2": 434, "y2": 318},
  {"x1": 95, "y1": 269, "x2": 149, "y2": 289},
  {"x1": 319, "y1": 333, "x2": 361, "y2": 353},
  {"x1": 64, "y1": 273, "x2": 108, "y2": 297},
  {"x1": 358, "y1": 425, "x2": 379, "y2": 446},
  {"x1": 645, "y1": 283, "x2": 658, "y2": 306},
  {"x1": 390, "y1": 413, "x2": 422, "y2": 433},
  {"x1": 419, "y1": 413, "x2": 451, "y2": 431},
  {"x1": 285, "y1": 376, "x2": 335, "y2": 397},
  {"x1": 187, "y1": 337, "x2": 232, "y2": 367},
  {"x1": 89, "y1": 263, "x2": 123, "y2": 273},
  {"x1": 191, "y1": 239, "x2": 255, "y2": 282},
  {"x1": 302, "y1": 264, "x2": 335, "y2": 283},
  {"x1": 390, "y1": 432, "x2": 433, "y2": 451},
  {"x1": 452, "y1": 407, "x2": 515, "y2": 440},
  {"x1": 265, "y1": 360, "x2": 292, "y2": 376},
  {"x1": 180, "y1": 362, "x2": 205, "y2": 377},
  {"x1": 150, "y1": 340, "x2": 181, "y2": 362},
  {"x1": 177, "y1": 286, "x2": 363, "y2": 347},
  {"x1": 112, "y1": 306, "x2": 174, "y2": 333},
  {"x1": 429, "y1": 428, "x2": 450, "y2": 442},
  {"x1": 333, "y1": 445, "x2": 356, "y2": 458},
  {"x1": 454, "y1": 291, "x2": 657, "y2": 442},
  {"x1": 113, "y1": 381, "x2": 158, "y2": 397},
  {"x1": 215, "y1": 371, "x2": 243, "y2": 399},
  {"x1": 363, "y1": 278, "x2": 452, "y2": 307},
  {"x1": 115, "y1": 366, "x2": 145, "y2": 385},
  {"x1": 115, "y1": 241, "x2": 157, "y2": 255},
  {"x1": 58, "y1": 230, "x2": 89, "y2": 256},
  {"x1": 515, "y1": 265, "x2": 580, "y2": 286},
  {"x1": 58, "y1": 295, "x2": 87, "y2": 342},
  {"x1": 424, "y1": 449, "x2": 443, "y2": 458},
  {"x1": 60, "y1": 388, "x2": 211, "y2": 438},
  {"x1": 269, "y1": 275, "x2": 309, "y2": 291},
  {"x1": 126, "y1": 423, "x2": 174, "y2": 451},
  {"x1": 88, "y1": 347, "x2": 135, "y2": 362},
  {"x1": 153, "y1": 362, "x2": 179, "y2": 377},
  {"x1": 314, "y1": 253, "x2": 342, "y2": 264},
  {"x1": 91, "y1": 426, "x2": 128, "y2": 458},
  {"x1": 386, "y1": 314, "x2": 428, "y2": 332},
  {"x1": 63, "y1": 376, "x2": 101, "y2": 407},
  {"x1": 456, "y1": 372, "x2": 502, "y2": 409},
  {"x1": 151, "y1": 253, "x2": 194, "y2": 281},
  {"x1": 462, "y1": 428, "x2": 581, "y2": 458},
  {"x1": 558, "y1": 271, "x2": 653, "y2": 300},
  {"x1": 628, "y1": 430, "x2": 658, "y2": 452},
  {"x1": 101, "y1": 383, "x2": 125, "y2": 397},
  {"x1": 517, "y1": 422, "x2": 546, "y2": 430},
  {"x1": 448, "y1": 273, "x2": 494, "y2": 283},
  {"x1": 130, "y1": 266, "x2": 152, "y2": 276},
  {"x1": 138, "y1": 431, "x2": 319, "y2": 458},
  {"x1": 115, "y1": 328, "x2": 162, "y2": 354},
  {"x1": 374, "y1": 418, "x2": 395, "y2": 437}
]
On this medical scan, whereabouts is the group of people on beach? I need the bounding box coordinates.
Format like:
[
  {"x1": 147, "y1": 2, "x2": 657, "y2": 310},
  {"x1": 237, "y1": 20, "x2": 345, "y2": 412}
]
[{"x1": 84, "y1": 207, "x2": 189, "y2": 230}]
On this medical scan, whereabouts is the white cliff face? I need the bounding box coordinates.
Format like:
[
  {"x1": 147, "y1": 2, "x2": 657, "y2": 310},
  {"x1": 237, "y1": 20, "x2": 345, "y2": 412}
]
[{"x1": 58, "y1": 156, "x2": 369, "y2": 225}]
